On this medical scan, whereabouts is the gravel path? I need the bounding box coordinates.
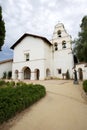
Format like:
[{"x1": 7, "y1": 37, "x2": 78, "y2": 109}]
[{"x1": 0, "y1": 80, "x2": 87, "y2": 130}]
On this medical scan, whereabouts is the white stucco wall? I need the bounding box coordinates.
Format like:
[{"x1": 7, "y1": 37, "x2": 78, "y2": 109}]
[
  {"x1": 53, "y1": 49, "x2": 74, "y2": 78},
  {"x1": 52, "y1": 23, "x2": 72, "y2": 47},
  {"x1": 0, "y1": 60, "x2": 13, "y2": 78},
  {"x1": 76, "y1": 63, "x2": 87, "y2": 80},
  {"x1": 12, "y1": 36, "x2": 52, "y2": 80},
  {"x1": 12, "y1": 60, "x2": 45, "y2": 80},
  {"x1": 51, "y1": 23, "x2": 74, "y2": 79},
  {"x1": 43, "y1": 41, "x2": 52, "y2": 77},
  {"x1": 13, "y1": 36, "x2": 45, "y2": 62}
]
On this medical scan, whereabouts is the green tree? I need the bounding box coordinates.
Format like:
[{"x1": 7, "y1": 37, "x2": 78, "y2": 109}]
[
  {"x1": 0, "y1": 6, "x2": 5, "y2": 51},
  {"x1": 73, "y1": 16, "x2": 87, "y2": 62}
]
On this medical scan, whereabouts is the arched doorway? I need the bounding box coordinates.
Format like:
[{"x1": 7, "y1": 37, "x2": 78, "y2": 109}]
[
  {"x1": 78, "y1": 68, "x2": 83, "y2": 80},
  {"x1": 15, "y1": 70, "x2": 18, "y2": 79},
  {"x1": 35, "y1": 69, "x2": 40, "y2": 80},
  {"x1": 46, "y1": 68, "x2": 50, "y2": 77},
  {"x1": 23, "y1": 67, "x2": 31, "y2": 79}
]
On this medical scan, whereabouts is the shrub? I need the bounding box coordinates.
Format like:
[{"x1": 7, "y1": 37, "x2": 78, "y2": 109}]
[
  {"x1": 83, "y1": 80, "x2": 87, "y2": 93},
  {"x1": 2, "y1": 72, "x2": 7, "y2": 79},
  {"x1": 0, "y1": 80, "x2": 15, "y2": 88},
  {"x1": 0, "y1": 80, "x2": 6, "y2": 87},
  {"x1": 15, "y1": 81, "x2": 27, "y2": 87},
  {"x1": 0, "y1": 82, "x2": 46, "y2": 124},
  {"x1": 6, "y1": 81, "x2": 15, "y2": 87}
]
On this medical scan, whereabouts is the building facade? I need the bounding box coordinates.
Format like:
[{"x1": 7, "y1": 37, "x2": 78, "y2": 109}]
[
  {"x1": 11, "y1": 34, "x2": 52, "y2": 80},
  {"x1": 75, "y1": 63, "x2": 87, "y2": 80},
  {"x1": 0, "y1": 59, "x2": 13, "y2": 78},
  {"x1": 0, "y1": 23, "x2": 75, "y2": 80}
]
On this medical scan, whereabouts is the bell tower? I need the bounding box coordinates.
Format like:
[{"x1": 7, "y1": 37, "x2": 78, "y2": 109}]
[
  {"x1": 51, "y1": 22, "x2": 72, "y2": 51},
  {"x1": 51, "y1": 23, "x2": 74, "y2": 79}
]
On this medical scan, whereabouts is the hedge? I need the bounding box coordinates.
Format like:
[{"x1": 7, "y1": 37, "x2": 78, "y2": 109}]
[
  {"x1": 0, "y1": 80, "x2": 6, "y2": 86},
  {"x1": 83, "y1": 80, "x2": 87, "y2": 93},
  {"x1": 0, "y1": 80, "x2": 15, "y2": 88},
  {"x1": 0, "y1": 82, "x2": 46, "y2": 124}
]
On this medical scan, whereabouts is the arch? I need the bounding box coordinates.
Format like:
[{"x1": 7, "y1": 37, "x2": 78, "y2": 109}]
[
  {"x1": 22, "y1": 67, "x2": 31, "y2": 79},
  {"x1": 62, "y1": 40, "x2": 66, "y2": 48},
  {"x1": 74, "y1": 55, "x2": 78, "y2": 64},
  {"x1": 15, "y1": 70, "x2": 19, "y2": 79},
  {"x1": 54, "y1": 42, "x2": 57, "y2": 46},
  {"x1": 57, "y1": 30, "x2": 61, "y2": 37},
  {"x1": 54, "y1": 42, "x2": 58, "y2": 51},
  {"x1": 78, "y1": 68, "x2": 83, "y2": 80},
  {"x1": 34, "y1": 69, "x2": 40, "y2": 80},
  {"x1": 46, "y1": 68, "x2": 51, "y2": 77}
]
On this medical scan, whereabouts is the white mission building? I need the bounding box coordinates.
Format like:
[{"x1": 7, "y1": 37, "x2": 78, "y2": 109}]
[{"x1": 0, "y1": 23, "x2": 75, "y2": 80}]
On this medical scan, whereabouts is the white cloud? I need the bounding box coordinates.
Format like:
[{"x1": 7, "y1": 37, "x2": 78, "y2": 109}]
[
  {"x1": 0, "y1": 0, "x2": 87, "y2": 60},
  {"x1": 48, "y1": 2, "x2": 56, "y2": 7},
  {"x1": 40, "y1": 0, "x2": 50, "y2": 3}
]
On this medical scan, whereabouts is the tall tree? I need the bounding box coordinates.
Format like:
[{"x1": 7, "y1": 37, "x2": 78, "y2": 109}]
[
  {"x1": 0, "y1": 6, "x2": 5, "y2": 51},
  {"x1": 73, "y1": 16, "x2": 87, "y2": 62}
]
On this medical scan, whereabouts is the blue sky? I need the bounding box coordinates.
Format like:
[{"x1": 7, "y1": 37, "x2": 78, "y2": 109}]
[{"x1": 0, "y1": 0, "x2": 87, "y2": 61}]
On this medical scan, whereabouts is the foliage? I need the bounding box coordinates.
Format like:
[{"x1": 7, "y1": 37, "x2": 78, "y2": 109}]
[
  {"x1": 0, "y1": 80, "x2": 15, "y2": 88},
  {"x1": 0, "y1": 80, "x2": 6, "y2": 86},
  {"x1": 2, "y1": 71, "x2": 12, "y2": 79},
  {"x1": 6, "y1": 81, "x2": 15, "y2": 87},
  {"x1": 66, "y1": 70, "x2": 70, "y2": 79},
  {"x1": 0, "y1": 6, "x2": 5, "y2": 51},
  {"x1": 83, "y1": 80, "x2": 87, "y2": 92},
  {"x1": 2, "y1": 72, "x2": 7, "y2": 79},
  {"x1": 0, "y1": 81, "x2": 46, "y2": 124},
  {"x1": 73, "y1": 16, "x2": 87, "y2": 62},
  {"x1": 16, "y1": 81, "x2": 27, "y2": 87}
]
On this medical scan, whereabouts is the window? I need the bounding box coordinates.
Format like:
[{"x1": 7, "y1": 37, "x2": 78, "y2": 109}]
[
  {"x1": 62, "y1": 41, "x2": 66, "y2": 49},
  {"x1": 57, "y1": 30, "x2": 61, "y2": 37},
  {"x1": 58, "y1": 69, "x2": 62, "y2": 74},
  {"x1": 25, "y1": 53, "x2": 29, "y2": 61},
  {"x1": 54, "y1": 42, "x2": 58, "y2": 51}
]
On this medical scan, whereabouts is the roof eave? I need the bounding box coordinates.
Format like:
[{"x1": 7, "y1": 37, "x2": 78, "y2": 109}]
[{"x1": 10, "y1": 33, "x2": 52, "y2": 50}]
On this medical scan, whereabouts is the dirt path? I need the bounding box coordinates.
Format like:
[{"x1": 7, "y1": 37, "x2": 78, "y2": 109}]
[{"x1": 0, "y1": 80, "x2": 87, "y2": 130}]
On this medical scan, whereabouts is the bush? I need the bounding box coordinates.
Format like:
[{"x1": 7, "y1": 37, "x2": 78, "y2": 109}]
[
  {"x1": 0, "y1": 80, "x2": 15, "y2": 88},
  {"x1": 15, "y1": 81, "x2": 27, "y2": 87},
  {"x1": 83, "y1": 80, "x2": 87, "y2": 93},
  {"x1": 0, "y1": 82, "x2": 46, "y2": 124},
  {"x1": 6, "y1": 81, "x2": 15, "y2": 87},
  {"x1": 0, "y1": 80, "x2": 6, "y2": 87},
  {"x1": 2, "y1": 72, "x2": 7, "y2": 79}
]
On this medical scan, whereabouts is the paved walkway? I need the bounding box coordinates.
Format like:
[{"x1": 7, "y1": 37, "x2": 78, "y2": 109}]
[{"x1": 1, "y1": 80, "x2": 87, "y2": 130}]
